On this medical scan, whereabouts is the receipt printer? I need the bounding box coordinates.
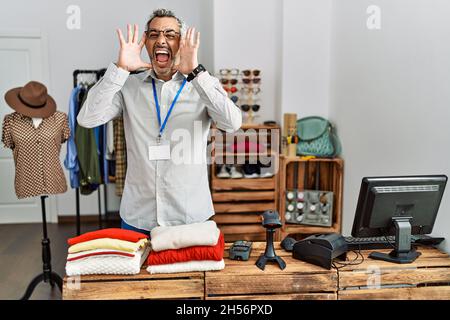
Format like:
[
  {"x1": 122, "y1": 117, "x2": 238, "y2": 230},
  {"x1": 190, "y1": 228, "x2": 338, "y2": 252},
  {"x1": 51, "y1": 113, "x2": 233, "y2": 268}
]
[{"x1": 292, "y1": 233, "x2": 348, "y2": 269}]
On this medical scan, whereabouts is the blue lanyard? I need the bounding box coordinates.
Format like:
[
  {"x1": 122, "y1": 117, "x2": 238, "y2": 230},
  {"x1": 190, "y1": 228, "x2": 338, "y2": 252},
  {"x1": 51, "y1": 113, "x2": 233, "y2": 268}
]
[{"x1": 151, "y1": 77, "x2": 187, "y2": 139}]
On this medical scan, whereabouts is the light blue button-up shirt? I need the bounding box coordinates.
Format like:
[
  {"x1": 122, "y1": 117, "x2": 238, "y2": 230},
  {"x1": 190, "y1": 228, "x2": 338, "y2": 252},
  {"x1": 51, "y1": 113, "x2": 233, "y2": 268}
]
[
  {"x1": 77, "y1": 63, "x2": 242, "y2": 231},
  {"x1": 64, "y1": 85, "x2": 81, "y2": 189}
]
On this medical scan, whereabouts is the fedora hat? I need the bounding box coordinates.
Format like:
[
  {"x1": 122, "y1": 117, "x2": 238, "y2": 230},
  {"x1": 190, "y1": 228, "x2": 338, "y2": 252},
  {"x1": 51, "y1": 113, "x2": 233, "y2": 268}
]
[{"x1": 4, "y1": 81, "x2": 56, "y2": 118}]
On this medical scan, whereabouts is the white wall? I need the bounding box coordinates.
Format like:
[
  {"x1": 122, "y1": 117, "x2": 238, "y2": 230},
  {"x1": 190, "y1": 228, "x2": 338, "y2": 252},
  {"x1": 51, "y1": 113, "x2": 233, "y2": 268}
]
[
  {"x1": 0, "y1": 0, "x2": 214, "y2": 217},
  {"x1": 213, "y1": 0, "x2": 282, "y2": 123},
  {"x1": 281, "y1": 0, "x2": 332, "y2": 119},
  {"x1": 329, "y1": 0, "x2": 450, "y2": 252},
  {"x1": 213, "y1": 0, "x2": 333, "y2": 125}
]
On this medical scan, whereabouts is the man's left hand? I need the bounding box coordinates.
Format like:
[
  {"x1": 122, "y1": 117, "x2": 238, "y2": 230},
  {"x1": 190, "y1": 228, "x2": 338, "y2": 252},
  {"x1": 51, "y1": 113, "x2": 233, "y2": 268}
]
[{"x1": 172, "y1": 27, "x2": 200, "y2": 75}]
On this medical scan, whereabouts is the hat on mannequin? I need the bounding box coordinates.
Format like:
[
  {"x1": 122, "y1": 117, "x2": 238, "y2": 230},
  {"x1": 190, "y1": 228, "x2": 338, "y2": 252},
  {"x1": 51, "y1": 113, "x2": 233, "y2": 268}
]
[{"x1": 4, "y1": 81, "x2": 56, "y2": 118}]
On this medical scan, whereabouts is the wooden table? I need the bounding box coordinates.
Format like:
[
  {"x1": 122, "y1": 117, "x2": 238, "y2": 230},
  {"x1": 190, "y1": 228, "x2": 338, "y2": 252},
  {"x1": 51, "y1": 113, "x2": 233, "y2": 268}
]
[
  {"x1": 205, "y1": 242, "x2": 337, "y2": 300},
  {"x1": 63, "y1": 243, "x2": 450, "y2": 300},
  {"x1": 337, "y1": 245, "x2": 450, "y2": 300}
]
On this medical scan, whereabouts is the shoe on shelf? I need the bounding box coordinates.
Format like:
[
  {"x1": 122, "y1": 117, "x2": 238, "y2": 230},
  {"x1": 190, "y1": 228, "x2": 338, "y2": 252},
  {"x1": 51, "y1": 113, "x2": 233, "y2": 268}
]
[
  {"x1": 258, "y1": 161, "x2": 274, "y2": 178},
  {"x1": 243, "y1": 163, "x2": 260, "y2": 178},
  {"x1": 230, "y1": 166, "x2": 244, "y2": 179},
  {"x1": 259, "y1": 171, "x2": 274, "y2": 178},
  {"x1": 216, "y1": 165, "x2": 231, "y2": 178}
]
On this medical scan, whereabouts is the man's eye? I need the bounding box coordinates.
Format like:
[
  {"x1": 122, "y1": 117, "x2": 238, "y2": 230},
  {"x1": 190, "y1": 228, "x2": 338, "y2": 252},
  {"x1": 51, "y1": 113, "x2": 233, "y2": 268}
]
[
  {"x1": 149, "y1": 33, "x2": 158, "y2": 38},
  {"x1": 165, "y1": 33, "x2": 176, "y2": 39}
]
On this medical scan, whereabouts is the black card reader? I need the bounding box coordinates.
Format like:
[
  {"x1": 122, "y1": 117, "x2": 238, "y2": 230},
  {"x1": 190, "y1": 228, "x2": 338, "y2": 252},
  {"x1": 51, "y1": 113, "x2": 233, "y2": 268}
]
[{"x1": 229, "y1": 241, "x2": 253, "y2": 261}]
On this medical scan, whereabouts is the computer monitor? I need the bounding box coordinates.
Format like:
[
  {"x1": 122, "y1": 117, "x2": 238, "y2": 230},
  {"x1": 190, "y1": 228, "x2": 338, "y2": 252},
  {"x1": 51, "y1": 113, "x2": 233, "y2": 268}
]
[{"x1": 351, "y1": 175, "x2": 447, "y2": 263}]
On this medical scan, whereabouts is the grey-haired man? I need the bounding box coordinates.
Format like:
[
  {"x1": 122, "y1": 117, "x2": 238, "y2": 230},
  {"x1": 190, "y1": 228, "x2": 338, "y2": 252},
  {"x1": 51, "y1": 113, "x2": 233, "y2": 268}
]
[{"x1": 77, "y1": 9, "x2": 242, "y2": 235}]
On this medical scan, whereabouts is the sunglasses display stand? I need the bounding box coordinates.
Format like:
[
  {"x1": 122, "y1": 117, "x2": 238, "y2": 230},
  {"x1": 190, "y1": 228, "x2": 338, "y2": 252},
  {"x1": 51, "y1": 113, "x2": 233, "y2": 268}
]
[{"x1": 218, "y1": 68, "x2": 262, "y2": 125}]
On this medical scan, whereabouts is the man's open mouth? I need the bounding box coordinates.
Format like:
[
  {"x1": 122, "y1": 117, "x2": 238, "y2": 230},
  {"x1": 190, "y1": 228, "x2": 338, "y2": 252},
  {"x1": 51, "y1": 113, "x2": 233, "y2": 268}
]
[{"x1": 154, "y1": 48, "x2": 171, "y2": 66}]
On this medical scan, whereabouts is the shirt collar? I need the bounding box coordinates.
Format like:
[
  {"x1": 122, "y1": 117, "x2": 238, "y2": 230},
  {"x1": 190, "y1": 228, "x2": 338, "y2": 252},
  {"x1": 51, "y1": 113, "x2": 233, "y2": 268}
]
[
  {"x1": 143, "y1": 69, "x2": 187, "y2": 83},
  {"x1": 17, "y1": 112, "x2": 50, "y2": 124}
]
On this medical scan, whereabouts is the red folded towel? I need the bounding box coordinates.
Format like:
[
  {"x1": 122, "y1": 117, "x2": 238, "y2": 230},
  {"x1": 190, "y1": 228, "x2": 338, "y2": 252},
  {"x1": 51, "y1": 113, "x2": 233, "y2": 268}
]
[
  {"x1": 147, "y1": 232, "x2": 225, "y2": 265},
  {"x1": 67, "y1": 228, "x2": 149, "y2": 246}
]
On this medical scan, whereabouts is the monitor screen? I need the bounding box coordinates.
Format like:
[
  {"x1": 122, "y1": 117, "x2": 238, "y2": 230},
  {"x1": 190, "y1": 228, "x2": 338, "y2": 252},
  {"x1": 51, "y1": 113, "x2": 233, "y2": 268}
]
[{"x1": 351, "y1": 175, "x2": 447, "y2": 237}]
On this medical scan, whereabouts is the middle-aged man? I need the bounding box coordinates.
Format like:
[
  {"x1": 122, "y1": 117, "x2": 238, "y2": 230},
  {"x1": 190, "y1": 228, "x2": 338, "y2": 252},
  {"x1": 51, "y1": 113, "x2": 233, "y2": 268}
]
[{"x1": 77, "y1": 9, "x2": 242, "y2": 235}]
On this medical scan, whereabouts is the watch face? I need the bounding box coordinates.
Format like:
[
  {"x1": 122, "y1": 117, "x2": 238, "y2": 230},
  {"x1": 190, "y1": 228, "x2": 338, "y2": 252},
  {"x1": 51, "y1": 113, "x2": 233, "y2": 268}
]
[{"x1": 195, "y1": 64, "x2": 205, "y2": 74}]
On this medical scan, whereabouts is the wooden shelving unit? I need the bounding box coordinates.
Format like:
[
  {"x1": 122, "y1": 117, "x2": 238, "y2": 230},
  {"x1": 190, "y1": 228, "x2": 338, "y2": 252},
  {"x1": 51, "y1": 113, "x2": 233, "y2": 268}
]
[
  {"x1": 278, "y1": 155, "x2": 344, "y2": 239},
  {"x1": 209, "y1": 124, "x2": 281, "y2": 241}
]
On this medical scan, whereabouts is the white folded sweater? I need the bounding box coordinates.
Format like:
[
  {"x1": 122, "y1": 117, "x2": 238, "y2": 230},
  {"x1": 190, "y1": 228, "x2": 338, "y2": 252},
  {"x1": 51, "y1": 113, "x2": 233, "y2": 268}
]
[
  {"x1": 65, "y1": 245, "x2": 151, "y2": 276},
  {"x1": 150, "y1": 220, "x2": 220, "y2": 252},
  {"x1": 146, "y1": 259, "x2": 225, "y2": 274}
]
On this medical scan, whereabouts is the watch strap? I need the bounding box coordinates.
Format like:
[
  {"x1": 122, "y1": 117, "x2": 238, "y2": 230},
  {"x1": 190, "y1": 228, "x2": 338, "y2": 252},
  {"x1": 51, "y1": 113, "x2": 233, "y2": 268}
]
[{"x1": 187, "y1": 64, "x2": 206, "y2": 82}]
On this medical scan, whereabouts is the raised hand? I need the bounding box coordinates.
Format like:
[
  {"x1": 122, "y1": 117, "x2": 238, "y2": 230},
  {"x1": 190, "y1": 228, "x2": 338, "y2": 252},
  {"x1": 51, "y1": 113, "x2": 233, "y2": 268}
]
[
  {"x1": 116, "y1": 24, "x2": 152, "y2": 72},
  {"x1": 172, "y1": 27, "x2": 200, "y2": 75}
]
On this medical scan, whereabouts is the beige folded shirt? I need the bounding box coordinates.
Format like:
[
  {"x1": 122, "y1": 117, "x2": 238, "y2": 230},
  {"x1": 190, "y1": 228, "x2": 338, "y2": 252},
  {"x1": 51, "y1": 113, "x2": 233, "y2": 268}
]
[
  {"x1": 68, "y1": 238, "x2": 148, "y2": 254},
  {"x1": 150, "y1": 220, "x2": 220, "y2": 252}
]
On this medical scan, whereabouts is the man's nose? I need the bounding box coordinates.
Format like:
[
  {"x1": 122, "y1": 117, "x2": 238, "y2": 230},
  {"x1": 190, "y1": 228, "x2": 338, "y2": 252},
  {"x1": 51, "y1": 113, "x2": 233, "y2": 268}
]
[{"x1": 156, "y1": 33, "x2": 166, "y2": 45}]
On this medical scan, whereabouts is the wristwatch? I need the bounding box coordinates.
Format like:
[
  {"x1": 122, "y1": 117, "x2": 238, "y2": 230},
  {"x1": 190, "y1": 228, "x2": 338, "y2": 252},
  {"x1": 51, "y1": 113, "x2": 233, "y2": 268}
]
[{"x1": 186, "y1": 64, "x2": 206, "y2": 82}]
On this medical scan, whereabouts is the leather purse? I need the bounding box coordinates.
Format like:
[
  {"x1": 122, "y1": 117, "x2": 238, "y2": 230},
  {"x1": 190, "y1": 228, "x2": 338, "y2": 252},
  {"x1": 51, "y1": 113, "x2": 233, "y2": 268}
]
[{"x1": 296, "y1": 116, "x2": 341, "y2": 157}]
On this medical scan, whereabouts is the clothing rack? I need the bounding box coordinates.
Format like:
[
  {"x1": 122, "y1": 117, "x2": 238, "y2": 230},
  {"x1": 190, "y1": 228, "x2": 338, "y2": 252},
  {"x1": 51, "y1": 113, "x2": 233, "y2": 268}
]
[{"x1": 73, "y1": 68, "x2": 110, "y2": 235}]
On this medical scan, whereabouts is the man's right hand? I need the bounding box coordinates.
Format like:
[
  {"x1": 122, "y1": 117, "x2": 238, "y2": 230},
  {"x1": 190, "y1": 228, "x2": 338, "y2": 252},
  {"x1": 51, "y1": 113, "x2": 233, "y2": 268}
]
[{"x1": 116, "y1": 24, "x2": 152, "y2": 72}]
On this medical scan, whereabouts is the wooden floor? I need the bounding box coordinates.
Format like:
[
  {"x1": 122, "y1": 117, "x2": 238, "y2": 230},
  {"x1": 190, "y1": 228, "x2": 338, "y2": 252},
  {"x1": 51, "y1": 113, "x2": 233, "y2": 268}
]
[{"x1": 0, "y1": 219, "x2": 119, "y2": 300}]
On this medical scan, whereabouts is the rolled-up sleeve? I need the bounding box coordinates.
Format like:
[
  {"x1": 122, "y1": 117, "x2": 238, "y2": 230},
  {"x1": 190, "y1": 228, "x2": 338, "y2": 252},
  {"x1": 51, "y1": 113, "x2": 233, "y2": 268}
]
[
  {"x1": 2, "y1": 114, "x2": 14, "y2": 149},
  {"x1": 191, "y1": 71, "x2": 242, "y2": 132},
  {"x1": 77, "y1": 62, "x2": 129, "y2": 128}
]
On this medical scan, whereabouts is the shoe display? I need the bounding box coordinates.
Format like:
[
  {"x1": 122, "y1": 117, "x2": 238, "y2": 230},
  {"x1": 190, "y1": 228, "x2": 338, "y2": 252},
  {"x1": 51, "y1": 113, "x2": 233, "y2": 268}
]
[
  {"x1": 230, "y1": 166, "x2": 244, "y2": 179},
  {"x1": 216, "y1": 165, "x2": 231, "y2": 178}
]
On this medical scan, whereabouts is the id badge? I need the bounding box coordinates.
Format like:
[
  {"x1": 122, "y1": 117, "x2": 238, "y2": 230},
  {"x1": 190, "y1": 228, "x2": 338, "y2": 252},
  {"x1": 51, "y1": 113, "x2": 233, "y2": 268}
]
[{"x1": 148, "y1": 139, "x2": 171, "y2": 160}]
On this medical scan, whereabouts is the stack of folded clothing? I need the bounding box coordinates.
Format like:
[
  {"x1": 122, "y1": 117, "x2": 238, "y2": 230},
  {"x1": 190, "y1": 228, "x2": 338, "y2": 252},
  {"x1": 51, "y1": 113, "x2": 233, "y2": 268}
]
[
  {"x1": 146, "y1": 221, "x2": 225, "y2": 274},
  {"x1": 66, "y1": 228, "x2": 150, "y2": 276}
]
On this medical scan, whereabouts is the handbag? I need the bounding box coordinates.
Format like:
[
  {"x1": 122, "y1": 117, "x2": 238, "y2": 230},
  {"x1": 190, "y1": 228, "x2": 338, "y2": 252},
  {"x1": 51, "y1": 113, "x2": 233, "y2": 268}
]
[{"x1": 296, "y1": 116, "x2": 341, "y2": 157}]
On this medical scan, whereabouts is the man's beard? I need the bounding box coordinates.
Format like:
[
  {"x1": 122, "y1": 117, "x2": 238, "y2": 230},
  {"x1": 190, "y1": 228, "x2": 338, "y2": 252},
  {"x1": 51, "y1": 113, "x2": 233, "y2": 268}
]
[{"x1": 153, "y1": 60, "x2": 174, "y2": 76}]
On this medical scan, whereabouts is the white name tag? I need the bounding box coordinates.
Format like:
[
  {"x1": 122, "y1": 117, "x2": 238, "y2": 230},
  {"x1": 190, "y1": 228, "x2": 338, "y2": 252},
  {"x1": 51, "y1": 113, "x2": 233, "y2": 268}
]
[{"x1": 148, "y1": 140, "x2": 171, "y2": 160}]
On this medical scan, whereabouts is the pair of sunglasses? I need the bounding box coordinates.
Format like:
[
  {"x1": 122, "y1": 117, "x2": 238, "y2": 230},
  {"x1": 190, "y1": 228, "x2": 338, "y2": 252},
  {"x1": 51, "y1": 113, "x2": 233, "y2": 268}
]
[
  {"x1": 241, "y1": 87, "x2": 261, "y2": 94},
  {"x1": 242, "y1": 69, "x2": 261, "y2": 77},
  {"x1": 220, "y1": 78, "x2": 238, "y2": 85},
  {"x1": 223, "y1": 86, "x2": 238, "y2": 93},
  {"x1": 220, "y1": 69, "x2": 239, "y2": 76},
  {"x1": 242, "y1": 78, "x2": 261, "y2": 84},
  {"x1": 241, "y1": 104, "x2": 260, "y2": 112}
]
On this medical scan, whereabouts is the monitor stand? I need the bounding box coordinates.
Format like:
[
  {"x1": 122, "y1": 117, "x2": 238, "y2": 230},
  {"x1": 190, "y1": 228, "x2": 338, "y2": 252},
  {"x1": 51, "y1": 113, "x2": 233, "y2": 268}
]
[{"x1": 369, "y1": 216, "x2": 421, "y2": 264}]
